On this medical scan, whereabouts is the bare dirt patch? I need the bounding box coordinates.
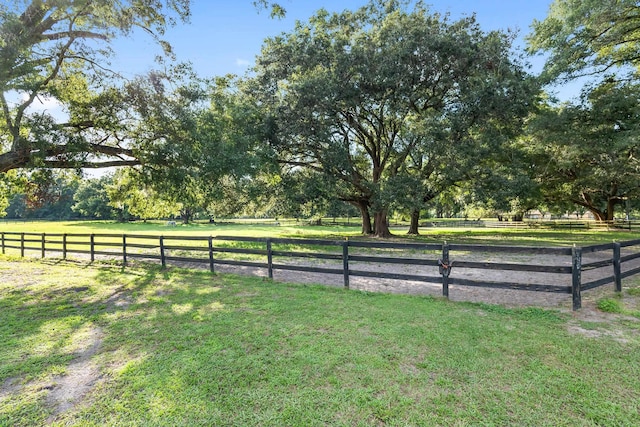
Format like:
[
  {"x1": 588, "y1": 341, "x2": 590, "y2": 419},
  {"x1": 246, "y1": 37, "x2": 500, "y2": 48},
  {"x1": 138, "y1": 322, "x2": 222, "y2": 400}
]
[
  {"x1": 114, "y1": 246, "x2": 640, "y2": 320},
  {"x1": 0, "y1": 377, "x2": 23, "y2": 404},
  {"x1": 0, "y1": 326, "x2": 106, "y2": 424},
  {"x1": 44, "y1": 326, "x2": 103, "y2": 424},
  {"x1": 104, "y1": 287, "x2": 132, "y2": 311},
  {"x1": 199, "y1": 253, "x2": 582, "y2": 309},
  {"x1": 566, "y1": 323, "x2": 633, "y2": 342}
]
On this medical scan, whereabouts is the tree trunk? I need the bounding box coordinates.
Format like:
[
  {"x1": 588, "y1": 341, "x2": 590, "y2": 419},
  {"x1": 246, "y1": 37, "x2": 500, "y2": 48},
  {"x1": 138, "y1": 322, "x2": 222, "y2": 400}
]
[
  {"x1": 373, "y1": 210, "x2": 392, "y2": 238},
  {"x1": 354, "y1": 201, "x2": 372, "y2": 235},
  {"x1": 606, "y1": 198, "x2": 616, "y2": 221},
  {"x1": 407, "y1": 209, "x2": 420, "y2": 235},
  {"x1": 577, "y1": 192, "x2": 619, "y2": 223},
  {"x1": 589, "y1": 210, "x2": 606, "y2": 222},
  {"x1": 181, "y1": 208, "x2": 192, "y2": 224}
]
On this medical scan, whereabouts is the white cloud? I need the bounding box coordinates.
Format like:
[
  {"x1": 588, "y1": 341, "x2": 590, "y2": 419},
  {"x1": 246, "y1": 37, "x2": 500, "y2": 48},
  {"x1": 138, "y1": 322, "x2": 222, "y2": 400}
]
[{"x1": 235, "y1": 58, "x2": 251, "y2": 67}]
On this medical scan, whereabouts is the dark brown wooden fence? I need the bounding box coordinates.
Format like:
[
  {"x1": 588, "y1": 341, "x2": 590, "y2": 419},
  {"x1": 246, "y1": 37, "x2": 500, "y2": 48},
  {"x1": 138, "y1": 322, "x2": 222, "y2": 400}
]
[{"x1": 2, "y1": 232, "x2": 640, "y2": 311}]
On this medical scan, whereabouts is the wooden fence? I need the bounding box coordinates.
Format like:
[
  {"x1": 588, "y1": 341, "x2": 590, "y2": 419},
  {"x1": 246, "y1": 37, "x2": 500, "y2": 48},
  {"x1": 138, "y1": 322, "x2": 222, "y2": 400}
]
[{"x1": 2, "y1": 232, "x2": 640, "y2": 311}]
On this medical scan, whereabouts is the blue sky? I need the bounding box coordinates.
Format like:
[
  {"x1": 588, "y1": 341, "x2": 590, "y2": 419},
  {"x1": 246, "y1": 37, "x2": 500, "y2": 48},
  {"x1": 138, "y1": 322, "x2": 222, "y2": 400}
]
[{"x1": 111, "y1": 0, "x2": 555, "y2": 81}]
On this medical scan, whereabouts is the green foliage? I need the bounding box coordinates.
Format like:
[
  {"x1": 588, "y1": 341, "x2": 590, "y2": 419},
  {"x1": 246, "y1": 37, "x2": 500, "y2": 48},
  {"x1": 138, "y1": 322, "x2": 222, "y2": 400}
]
[
  {"x1": 72, "y1": 176, "x2": 117, "y2": 219},
  {"x1": 5, "y1": 170, "x2": 80, "y2": 219},
  {"x1": 0, "y1": 0, "x2": 192, "y2": 172},
  {"x1": 524, "y1": 1, "x2": 640, "y2": 220},
  {"x1": 0, "y1": 170, "x2": 23, "y2": 217},
  {"x1": 250, "y1": 0, "x2": 537, "y2": 236},
  {"x1": 107, "y1": 169, "x2": 179, "y2": 221},
  {"x1": 124, "y1": 71, "x2": 264, "y2": 223},
  {"x1": 244, "y1": 170, "x2": 344, "y2": 220},
  {"x1": 253, "y1": 1, "x2": 286, "y2": 18},
  {"x1": 528, "y1": 0, "x2": 640, "y2": 82},
  {"x1": 526, "y1": 81, "x2": 640, "y2": 221}
]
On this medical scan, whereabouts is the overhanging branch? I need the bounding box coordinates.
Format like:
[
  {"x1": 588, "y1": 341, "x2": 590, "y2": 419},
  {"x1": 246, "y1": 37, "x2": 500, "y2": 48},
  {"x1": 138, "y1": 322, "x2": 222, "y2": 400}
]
[{"x1": 40, "y1": 159, "x2": 140, "y2": 169}]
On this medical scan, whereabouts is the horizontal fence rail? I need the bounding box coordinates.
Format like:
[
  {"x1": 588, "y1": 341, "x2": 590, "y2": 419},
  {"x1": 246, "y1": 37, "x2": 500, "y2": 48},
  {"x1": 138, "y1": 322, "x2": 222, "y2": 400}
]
[{"x1": 2, "y1": 232, "x2": 640, "y2": 311}]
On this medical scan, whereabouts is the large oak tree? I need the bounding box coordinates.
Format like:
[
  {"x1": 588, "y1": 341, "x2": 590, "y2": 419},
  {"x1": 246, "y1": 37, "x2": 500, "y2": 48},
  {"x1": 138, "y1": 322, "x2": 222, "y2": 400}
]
[
  {"x1": 250, "y1": 0, "x2": 536, "y2": 236},
  {"x1": 0, "y1": 0, "x2": 285, "y2": 174},
  {"x1": 527, "y1": 0, "x2": 640, "y2": 221},
  {"x1": 526, "y1": 81, "x2": 640, "y2": 221}
]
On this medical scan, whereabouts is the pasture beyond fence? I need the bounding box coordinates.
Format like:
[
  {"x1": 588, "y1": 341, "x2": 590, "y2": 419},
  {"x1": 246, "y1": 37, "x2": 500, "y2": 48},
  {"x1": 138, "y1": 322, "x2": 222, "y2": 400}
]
[{"x1": 2, "y1": 232, "x2": 640, "y2": 311}]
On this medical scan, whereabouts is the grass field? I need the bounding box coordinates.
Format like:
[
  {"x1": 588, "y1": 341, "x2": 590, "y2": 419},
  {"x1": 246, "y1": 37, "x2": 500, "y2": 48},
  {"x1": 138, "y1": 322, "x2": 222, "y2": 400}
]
[
  {"x1": 1, "y1": 256, "x2": 639, "y2": 426},
  {"x1": 1, "y1": 219, "x2": 640, "y2": 246}
]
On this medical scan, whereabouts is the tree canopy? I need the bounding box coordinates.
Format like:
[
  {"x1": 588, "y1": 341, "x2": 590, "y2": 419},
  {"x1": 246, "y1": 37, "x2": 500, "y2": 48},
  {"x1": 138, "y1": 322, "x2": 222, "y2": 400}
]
[
  {"x1": 250, "y1": 0, "x2": 537, "y2": 236},
  {"x1": 528, "y1": 0, "x2": 640, "y2": 82},
  {"x1": 525, "y1": 0, "x2": 640, "y2": 221},
  {"x1": 2, "y1": 0, "x2": 638, "y2": 229},
  {"x1": 525, "y1": 81, "x2": 640, "y2": 221},
  {"x1": 0, "y1": 0, "x2": 193, "y2": 173},
  {"x1": 0, "y1": 0, "x2": 287, "y2": 174}
]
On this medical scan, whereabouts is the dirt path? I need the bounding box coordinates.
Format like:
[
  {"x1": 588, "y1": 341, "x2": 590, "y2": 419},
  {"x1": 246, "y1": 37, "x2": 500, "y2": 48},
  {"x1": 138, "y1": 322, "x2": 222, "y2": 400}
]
[
  {"x1": 45, "y1": 326, "x2": 103, "y2": 423},
  {"x1": 173, "y1": 248, "x2": 638, "y2": 313},
  {"x1": 6, "y1": 247, "x2": 639, "y2": 313}
]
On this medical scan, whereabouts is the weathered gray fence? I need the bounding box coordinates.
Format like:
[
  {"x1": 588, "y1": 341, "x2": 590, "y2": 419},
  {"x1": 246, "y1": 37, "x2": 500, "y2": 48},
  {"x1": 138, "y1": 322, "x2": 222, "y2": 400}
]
[{"x1": 2, "y1": 232, "x2": 639, "y2": 311}]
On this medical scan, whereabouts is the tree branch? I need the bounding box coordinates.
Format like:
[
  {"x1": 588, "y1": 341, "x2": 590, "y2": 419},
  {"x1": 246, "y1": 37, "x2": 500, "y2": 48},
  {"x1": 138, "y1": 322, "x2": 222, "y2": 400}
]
[
  {"x1": 41, "y1": 30, "x2": 109, "y2": 42},
  {"x1": 40, "y1": 159, "x2": 140, "y2": 169}
]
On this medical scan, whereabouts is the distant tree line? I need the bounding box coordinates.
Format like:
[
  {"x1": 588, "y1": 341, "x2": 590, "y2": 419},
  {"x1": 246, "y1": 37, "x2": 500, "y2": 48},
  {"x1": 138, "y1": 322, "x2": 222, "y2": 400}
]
[{"x1": 4, "y1": 168, "x2": 637, "y2": 223}]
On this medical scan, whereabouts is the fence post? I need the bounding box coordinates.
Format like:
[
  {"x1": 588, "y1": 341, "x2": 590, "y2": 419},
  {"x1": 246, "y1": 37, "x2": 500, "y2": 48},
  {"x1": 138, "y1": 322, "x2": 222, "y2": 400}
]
[
  {"x1": 20, "y1": 232, "x2": 24, "y2": 257},
  {"x1": 2, "y1": 232, "x2": 5, "y2": 254},
  {"x1": 63, "y1": 234, "x2": 67, "y2": 260},
  {"x1": 613, "y1": 242, "x2": 622, "y2": 292},
  {"x1": 41, "y1": 233, "x2": 45, "y2": 258},
  {"x1": 572, "y1": 246, "x2": 582, "y2": 310},
  {"x1": 441, "y1": 242, "x2": 450, "y2": 298},
  {"x1": 122, "y1": 235, "x2": 127, "y2": 266},
  {"x1": 208, "y1": 236, "x2": 215, "y2": 273},
  {"x1": 342, "y1": 238, "x2": 349, "y2": 289},
  {"x1": 267, "y1": 238, "x2": 273, "y2": 279},
  {"x1": 90, "y1": 234, "x2": 95, "y2": 262},
  {"x1": 159, "y1": 236, "x2": 166, "y2": 268}
]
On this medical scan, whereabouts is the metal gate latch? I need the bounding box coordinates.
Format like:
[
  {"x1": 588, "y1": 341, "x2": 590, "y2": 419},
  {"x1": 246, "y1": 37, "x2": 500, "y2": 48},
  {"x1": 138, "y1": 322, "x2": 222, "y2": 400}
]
[{"x1": 438, "y1": 259, "x2": 453, "y2": 277}]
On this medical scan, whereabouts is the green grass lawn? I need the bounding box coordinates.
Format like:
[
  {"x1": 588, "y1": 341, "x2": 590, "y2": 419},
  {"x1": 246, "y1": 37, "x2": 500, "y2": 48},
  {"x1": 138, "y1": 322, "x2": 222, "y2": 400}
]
[
  {"x1": 1, "y1": 256, "x2": 639, "y2": 426},
  {"x1": 1, "y1": 219, "x2": 640, "y2": 246}
]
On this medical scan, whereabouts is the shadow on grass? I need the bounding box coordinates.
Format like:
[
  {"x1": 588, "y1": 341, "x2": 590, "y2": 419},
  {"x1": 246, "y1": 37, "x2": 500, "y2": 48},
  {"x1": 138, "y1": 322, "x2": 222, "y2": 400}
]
[
  {"x1": 1, "y1": 258, "x2": 254, "y2": 424},
  {"x1": 65, "y1": 219, "x2": 233, "y2": 231},
  {"x1": 0, "y1": 260, "x2": 229, "y2": 414}
]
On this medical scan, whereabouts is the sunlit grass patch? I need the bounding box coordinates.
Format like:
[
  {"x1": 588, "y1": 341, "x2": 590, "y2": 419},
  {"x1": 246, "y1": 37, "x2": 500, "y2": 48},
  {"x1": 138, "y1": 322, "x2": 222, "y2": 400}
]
[{"x1": 597, "y1": 297, "x2": 624, "y2": 313}]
